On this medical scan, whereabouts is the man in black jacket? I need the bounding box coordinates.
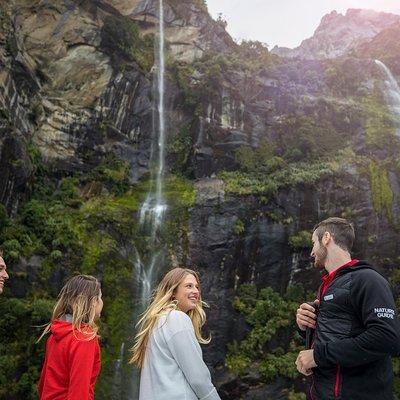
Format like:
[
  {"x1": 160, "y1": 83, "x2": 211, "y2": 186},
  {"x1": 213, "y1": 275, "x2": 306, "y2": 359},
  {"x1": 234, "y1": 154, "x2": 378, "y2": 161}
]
[{"x1": 295, "y1": 217, "x2": 400, "y2": 400}]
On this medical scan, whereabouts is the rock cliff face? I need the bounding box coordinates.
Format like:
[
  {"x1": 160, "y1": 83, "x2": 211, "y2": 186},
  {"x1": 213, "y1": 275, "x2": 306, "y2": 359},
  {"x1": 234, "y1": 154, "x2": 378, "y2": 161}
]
[
  {"x1": 0, "y1": 1, "x2": 400, "y2": 400},
  {"x1": 0, "y1": 0, "x2": 232, "y2": 184},
  {"x1": 272, "y1": 9, "x2": 400, "y2": 59},
  {"x1": 190, "y1": 171, "x2": 400, "y2": 398}
]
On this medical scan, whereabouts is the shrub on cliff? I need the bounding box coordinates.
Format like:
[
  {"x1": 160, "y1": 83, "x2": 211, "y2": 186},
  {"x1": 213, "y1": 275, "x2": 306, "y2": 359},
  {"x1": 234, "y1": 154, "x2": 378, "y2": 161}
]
[
  {"x1": 0, "y1": 298, "x2": 53, "y2": 400},
  {"x1": 226, "y1": 284, "x2": 306, "y2": 381},
  {"x1": 289, "y1": 231, "x2": 312, "y2": 250},
  {"x1": 101, "y1": 15, "x2": 154, "y2": 72}
]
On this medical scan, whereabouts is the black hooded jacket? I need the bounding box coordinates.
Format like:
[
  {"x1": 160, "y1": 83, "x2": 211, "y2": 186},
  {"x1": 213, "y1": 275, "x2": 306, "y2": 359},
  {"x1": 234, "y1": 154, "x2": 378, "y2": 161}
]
[{"x1": 310, "y1": 261, "x2": 400, "y2": 400}]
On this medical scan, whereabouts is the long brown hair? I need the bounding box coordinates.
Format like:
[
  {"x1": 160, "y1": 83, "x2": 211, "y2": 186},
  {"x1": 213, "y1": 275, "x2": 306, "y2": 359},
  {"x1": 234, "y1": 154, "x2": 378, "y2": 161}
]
[
  {"x1": 130, "y1": 268, "x2": 210, "y2": 368},
  {"x1": 38, "y1": 274, "x2": 101, "y2": 341}
]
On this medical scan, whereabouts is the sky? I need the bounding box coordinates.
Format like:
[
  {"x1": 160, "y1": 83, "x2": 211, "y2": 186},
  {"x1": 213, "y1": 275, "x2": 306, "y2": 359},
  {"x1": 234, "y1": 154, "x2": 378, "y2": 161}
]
[{"x1": 206, "y1": 0, "x2": 400, "y2": 49}]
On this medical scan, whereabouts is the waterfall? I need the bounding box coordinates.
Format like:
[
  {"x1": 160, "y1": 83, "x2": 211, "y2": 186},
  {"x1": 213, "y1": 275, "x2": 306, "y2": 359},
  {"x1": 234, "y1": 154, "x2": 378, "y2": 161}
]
[
  {"x1": 137, "y1": 0, "x2": 167, "y2": 303},
  {"x1": 195, "y1": 116, "x2": 204, "y2": 146},
  {"x1": 139, "y1": 0, "x2": 167, "y2": 235},
  {"x1": 374, "y1": 60, "x2": 400, "y2": 137},
  {"x1": 118, "y1": 1, "x2": 168, "y2": 398}
]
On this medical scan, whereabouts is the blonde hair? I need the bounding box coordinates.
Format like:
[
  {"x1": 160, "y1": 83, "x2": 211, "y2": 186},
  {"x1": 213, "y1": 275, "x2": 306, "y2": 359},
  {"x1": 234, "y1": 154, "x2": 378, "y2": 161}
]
[
  {"x1": 130, "y1": 267, "x2": 210, "y2": 368},
  {"x1": 38, "y1": 274, "x2": 101, "y2": 342}
]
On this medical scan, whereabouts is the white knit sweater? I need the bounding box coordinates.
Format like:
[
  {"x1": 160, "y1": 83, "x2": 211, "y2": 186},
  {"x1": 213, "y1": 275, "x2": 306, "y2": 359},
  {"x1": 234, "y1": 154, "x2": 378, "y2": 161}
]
[{"x1": 139, "y1": 310, "x2": 221, "y2": 400}]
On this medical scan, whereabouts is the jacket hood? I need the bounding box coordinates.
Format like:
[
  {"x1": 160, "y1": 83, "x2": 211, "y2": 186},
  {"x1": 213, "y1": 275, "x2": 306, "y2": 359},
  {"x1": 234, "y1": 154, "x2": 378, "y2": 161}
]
[
  {"x1": 50, "y1": 320, "x2": 74, "y2": 341},
  {"x1": 50, "y1": 319, "x2": 96, "y2": 341}
]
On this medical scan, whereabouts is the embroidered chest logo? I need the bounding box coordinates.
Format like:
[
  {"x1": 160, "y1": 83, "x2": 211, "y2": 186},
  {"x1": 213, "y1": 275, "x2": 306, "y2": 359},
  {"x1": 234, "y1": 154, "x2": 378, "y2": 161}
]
[
  {"x1": 324, "y1": 294, "x2": 334, "y2": 301},
  {"x1": 374, "y1": 308, "x2": 395, "y2": 319}
]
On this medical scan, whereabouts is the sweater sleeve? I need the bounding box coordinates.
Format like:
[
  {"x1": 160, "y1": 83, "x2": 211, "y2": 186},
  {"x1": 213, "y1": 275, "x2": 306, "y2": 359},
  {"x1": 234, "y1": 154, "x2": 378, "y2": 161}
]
[
  {"x1": 314, "y1": 269, "x2": 400, "y2": 368},
  {"x1": 165, "y1": 312, "x2": 221, "y2": 400},
  {"x1": 67, "y1": 337, "x2": 99, "y2": 400}
]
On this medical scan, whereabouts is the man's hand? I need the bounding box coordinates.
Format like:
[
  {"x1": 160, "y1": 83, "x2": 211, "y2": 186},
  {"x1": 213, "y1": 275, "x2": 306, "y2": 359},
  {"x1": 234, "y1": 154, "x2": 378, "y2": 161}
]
[
  {"x1": 296, "y1": 300, "x2": 319, "y2": 331},
  {"x1": 295, "y1": 349, "x2": 317, "y2": 376}
]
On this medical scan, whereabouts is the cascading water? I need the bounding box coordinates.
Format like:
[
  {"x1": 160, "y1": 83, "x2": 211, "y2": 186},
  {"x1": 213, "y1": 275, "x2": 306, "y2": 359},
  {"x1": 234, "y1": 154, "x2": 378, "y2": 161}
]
[
  {"x1": 137, "y1": 0, "x2": 167, "y2": 299},
  {"x1": 195, "y1": 116, "x2": 204, "y2": 146},
  {"x1": 375, "y1": 59, "x2": 400, "y2": 136},
  {"x1": 116, "y1": 1, "x2": 168, "y2": 399},
  {"x1": 139, "y1": 0, "x2": 167, "y2": 235},
  {"x1": 133, "y1": 0, "x2": 168, "y2": 395}
]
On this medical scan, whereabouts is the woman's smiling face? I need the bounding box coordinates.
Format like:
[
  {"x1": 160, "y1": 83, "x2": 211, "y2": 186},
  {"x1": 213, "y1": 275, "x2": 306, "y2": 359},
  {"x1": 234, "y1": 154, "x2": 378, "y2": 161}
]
[{"x1": 174, "y1": 274, "x2": 200, "y2": 313}]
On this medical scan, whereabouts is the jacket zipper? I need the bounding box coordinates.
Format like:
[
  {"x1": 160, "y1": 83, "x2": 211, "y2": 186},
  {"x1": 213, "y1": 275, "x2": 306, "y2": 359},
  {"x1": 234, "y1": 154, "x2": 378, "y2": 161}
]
[
  {"x1": 309, "y1": 289, "x2": 321, "y2": 400},
  {"x1": 334, "y1": 365, "x2": 341, "y2": 398}
]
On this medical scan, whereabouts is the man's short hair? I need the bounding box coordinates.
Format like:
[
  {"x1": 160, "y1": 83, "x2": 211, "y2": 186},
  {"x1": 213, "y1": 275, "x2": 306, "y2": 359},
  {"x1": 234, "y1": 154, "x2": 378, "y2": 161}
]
[
  {"x1": 313, "y1": 217, "x2": 355, "y2": 252},
  {"x1": 0, "y1": 249, "x2": 3, "y2": 258}
]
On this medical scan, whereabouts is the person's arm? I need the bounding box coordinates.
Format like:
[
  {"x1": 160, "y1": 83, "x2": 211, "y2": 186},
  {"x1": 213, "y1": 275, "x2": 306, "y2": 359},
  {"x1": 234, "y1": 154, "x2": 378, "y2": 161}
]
[
  {"x1": 67, "y1": 337, "x2": 99, "y2": 400},
  {"x1": 166, "y1": 314, "x2": 221, "y2": 400},
  {"x1": 314, "y1": 269, "x2": 400, "y2": 368}
]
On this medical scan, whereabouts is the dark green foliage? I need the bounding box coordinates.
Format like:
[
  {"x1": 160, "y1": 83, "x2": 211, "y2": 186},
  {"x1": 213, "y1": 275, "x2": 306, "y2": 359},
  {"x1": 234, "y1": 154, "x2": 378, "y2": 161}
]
[
  {"x1": 275, "y1": 114, "x2": 345, "y2": 162},
  {"x1": 226, "y1": 284, "x2": 306, "y2": 381},
  {"x1": 220, "y1": 158, "x2": 340, "y2": 196},
  {"x1": 362, "y1": 85, "x2": 400, "y2": 153},
  {"x1": 233, "y1": 219, "x2": 245, "y2": 235},
  {"x1": 235, "y1": 140, "x2": 283, "y2": 174},
  {"x1": 287, "y1": 391, "x2": 307, "y2": 400},
  {"x1": 324, "y1": 58, "x2": 371, "y2": 97},
  {"x1": 289, "y1": 231, "x2": 312, "y2": 250},
  {"x1": 21, "y1": 200, "x2": 47, "y2": 236},
  {"x1": 86, "y1": 154, "x2": 131, "y2": 196},
  {"x1": 167, "y1": 60, "x2": 195, "y2": 103},
  {"x1": 0, "y1": 204, "x2": 9, "y2": 234},
  {"x1": 0, "y1": 140, "x2": 197, "y2": 399},
  {"x1": 168, "y1": 43, "x2": 275, "y2": 117},
  {"x1": 101, "y1": 15, "x2": 154, "y2": 72},
  {"x1": 368, "y1": 161, "x2": 394, "y2": 220},
  {"x1": 0, "y1": 297, "x2": 53, "y2": 399},
  {"x1": 166, "y1": 124, "x2": 193, "y2": 175},
  {"x1": 234, "y1": 40, "x2": 274, "y2": 71},
  {"x1": 192, "y1": 52, "x2": 227, "y2": 100}
]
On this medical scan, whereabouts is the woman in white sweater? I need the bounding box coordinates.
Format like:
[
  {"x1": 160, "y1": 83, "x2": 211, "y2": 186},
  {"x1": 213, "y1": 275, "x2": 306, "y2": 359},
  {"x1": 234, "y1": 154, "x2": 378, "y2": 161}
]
[{"x1": 130, "y1": 267, "x2": 221, "y2": 400}]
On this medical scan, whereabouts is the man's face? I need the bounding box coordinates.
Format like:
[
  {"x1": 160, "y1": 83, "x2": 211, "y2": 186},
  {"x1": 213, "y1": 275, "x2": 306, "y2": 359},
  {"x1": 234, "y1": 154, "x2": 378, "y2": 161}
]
[
  {"x1": 311, "y1": 232, "x2": 327, "y2": 269},
  {"x1": 0, "y1": 257, "x2": 9, "y2": 294}
]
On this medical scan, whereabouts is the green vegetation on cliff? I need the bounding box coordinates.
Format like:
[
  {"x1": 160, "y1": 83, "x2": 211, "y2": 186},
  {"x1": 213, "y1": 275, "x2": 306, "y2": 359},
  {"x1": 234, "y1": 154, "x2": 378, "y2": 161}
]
[
  {"x1": 101, "y1": 15, "x2": 154, "y2": 72},
  {"x1": 220, "y1": 158, "x2": 341, "y2": 196},
  {"x1": 0, "y1": 298, "x2": 53, "y2": 399},
  {"x1": 0, "y1": 145, "x2": 196, "y2": 399},
  {"x1": 324, "y1": 58, "x2": 371, "y2": 97},
  {"x1": 363, "y1": 85, "x2": 399, "y2": 151},
  {"x1": 226, "y1": 284, "x2": 306, "y2": 382},
  {"x1": 289, "y1": 231, "x2": 312, "y2": 250},
  {"x1": 167, "y1": 0, "x2": 208, "y2": 13},
  {"x1": 368, "y1": 160, "x2": 394, "y2": 220}
]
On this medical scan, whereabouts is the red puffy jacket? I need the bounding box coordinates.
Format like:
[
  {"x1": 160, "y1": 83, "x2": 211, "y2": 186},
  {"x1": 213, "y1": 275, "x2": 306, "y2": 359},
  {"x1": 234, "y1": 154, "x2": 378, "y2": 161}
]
[{"x1": 38, "y1": 320, "x2": 101, "y2": 400}]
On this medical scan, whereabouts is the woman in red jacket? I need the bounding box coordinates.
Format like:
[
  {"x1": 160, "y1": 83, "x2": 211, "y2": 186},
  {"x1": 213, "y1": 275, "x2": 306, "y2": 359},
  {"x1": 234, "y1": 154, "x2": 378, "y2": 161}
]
[{"x1": 38, "y1": 274, "x2": 103, "y2": 400}]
